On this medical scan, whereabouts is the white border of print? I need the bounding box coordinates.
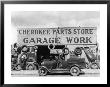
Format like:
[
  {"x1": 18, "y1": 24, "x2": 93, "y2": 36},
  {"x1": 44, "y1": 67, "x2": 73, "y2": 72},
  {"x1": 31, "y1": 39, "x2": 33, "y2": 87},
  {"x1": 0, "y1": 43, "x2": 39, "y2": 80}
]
[{"x1": 4, "y1": 4, "x2": 107, "y2": 84}]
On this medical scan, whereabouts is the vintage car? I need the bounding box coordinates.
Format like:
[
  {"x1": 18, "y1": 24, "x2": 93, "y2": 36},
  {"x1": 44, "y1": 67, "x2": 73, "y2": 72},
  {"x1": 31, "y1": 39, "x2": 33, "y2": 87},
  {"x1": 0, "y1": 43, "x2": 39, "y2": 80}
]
[{"x1": 38, "y1": 53, "x2": 86, "y2": 76}]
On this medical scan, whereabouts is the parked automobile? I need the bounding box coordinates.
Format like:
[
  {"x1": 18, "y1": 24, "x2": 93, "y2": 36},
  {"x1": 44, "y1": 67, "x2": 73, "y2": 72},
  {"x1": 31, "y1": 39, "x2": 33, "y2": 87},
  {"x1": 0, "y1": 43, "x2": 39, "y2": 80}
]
[{"x1": 38, "y1": 53, "x2": 86, "y2": 76}]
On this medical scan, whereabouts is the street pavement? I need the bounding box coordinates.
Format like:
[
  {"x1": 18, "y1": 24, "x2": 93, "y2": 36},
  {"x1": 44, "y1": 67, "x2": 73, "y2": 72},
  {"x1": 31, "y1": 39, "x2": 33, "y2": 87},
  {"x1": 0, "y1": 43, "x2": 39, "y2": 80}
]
[{"x1": 11, "y1": 69, "x2": 100, "y2": 77}]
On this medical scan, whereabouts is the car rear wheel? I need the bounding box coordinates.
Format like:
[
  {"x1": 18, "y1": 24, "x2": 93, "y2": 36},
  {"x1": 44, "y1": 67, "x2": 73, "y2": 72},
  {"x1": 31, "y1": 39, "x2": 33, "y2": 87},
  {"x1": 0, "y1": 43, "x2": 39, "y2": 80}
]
[
  {"x1": 38, "y1": 67, "x2": 48, "y2": 76},
  {"x1": 70, "y1": 66, "x2": 80, "y2": 76}
]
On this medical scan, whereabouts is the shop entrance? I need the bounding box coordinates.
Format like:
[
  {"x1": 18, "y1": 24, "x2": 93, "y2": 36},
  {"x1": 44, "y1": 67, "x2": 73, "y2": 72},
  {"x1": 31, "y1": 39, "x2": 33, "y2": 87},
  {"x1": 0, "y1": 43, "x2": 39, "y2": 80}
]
[
  {"x1": 36, "y1": 45, "x2": 65, "y2": 65},
  {"x1": 54, "y1": 45, "x2": 65, "y2": 49}
]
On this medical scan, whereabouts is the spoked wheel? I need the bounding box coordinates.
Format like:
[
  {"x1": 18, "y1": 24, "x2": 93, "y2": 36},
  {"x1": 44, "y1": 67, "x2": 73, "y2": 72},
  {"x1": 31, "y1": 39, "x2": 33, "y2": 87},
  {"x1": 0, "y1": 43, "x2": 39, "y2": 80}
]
[
  {"x1": 15, "y1": 64, "x2": 22, "y2": 71},
  {"x1": 26, "y1": 64, "x2": 36, "y2": 70},
  {"x1": 70, "y1": 66, "x2": 80, "y2": 76},
  {"x1": 74, "y1": 47, "x2": 82, "y2": 56},
  {"x1": 90, "y1": 62, "x2": 99, "y2": 69},
  {"x1": 38, "y1": 67, "x2": 48, "y2": 76}
]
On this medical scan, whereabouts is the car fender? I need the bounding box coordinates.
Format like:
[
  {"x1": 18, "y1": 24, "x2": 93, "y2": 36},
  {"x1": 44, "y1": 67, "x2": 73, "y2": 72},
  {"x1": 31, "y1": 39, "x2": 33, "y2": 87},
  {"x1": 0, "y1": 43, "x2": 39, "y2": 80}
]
[
  {"x1": 70, "y1": 64, "x2": 80, "y2": 69},
  {"x1": 39, "y1": 66, "x2": 50, "y2": 72}
]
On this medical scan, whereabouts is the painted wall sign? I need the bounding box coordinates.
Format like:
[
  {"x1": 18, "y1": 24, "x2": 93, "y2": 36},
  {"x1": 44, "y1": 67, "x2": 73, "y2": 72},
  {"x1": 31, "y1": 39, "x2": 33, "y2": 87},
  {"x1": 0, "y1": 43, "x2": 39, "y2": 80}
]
[{"x1": 17, "y1": 27, "x2": 97, "y2": 46}]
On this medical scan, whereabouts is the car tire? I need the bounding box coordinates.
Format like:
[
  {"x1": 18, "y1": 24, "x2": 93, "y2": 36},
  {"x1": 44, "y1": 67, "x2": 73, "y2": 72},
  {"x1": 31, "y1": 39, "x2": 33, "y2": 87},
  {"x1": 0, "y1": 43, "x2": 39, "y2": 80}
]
[
  {"x1": 90, "y1": 62, "x2": 99, "y2": 69},
  {"x1": 62, "y1": 47, "x2": 69, "y2": 55},
  {"x1": 11, "y1": 64, "x2": 15, "y2": 70},
  {"x1": 15, "y1": 64, "x2": 22, "y2": 71},
  {"x1": 26, "y1": 63, "x2": 36, "y2": 70},
  {"x1": 38, "y1": 67, "x2": 48, "y2": 76},
  {"x1": 70, "y1": 66, "x2": 80, "y2": 76},
  {"x1": 74, "y1": 47, "x2": 82, "y2": 56}
]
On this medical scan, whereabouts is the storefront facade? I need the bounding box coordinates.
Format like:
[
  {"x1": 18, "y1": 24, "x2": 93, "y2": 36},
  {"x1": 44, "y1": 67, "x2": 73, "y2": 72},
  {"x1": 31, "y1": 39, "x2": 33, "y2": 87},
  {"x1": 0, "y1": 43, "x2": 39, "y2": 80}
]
[{"x1": 17, "y1": 26, "x2": 98, "y2": 58}]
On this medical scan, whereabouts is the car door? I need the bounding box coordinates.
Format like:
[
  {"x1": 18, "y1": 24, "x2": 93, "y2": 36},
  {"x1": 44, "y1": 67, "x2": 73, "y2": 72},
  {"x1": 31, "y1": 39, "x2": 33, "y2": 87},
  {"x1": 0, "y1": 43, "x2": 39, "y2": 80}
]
[{"x1": 58, "y1": 60, "x2": 68, "y2": 69}]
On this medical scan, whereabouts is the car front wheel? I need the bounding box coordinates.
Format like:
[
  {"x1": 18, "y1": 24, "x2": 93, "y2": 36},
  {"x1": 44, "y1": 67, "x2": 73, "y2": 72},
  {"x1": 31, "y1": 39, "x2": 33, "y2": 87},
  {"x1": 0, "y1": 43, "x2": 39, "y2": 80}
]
[
  {"x1": 38, "y1": 67, "x2": 48, "y2": 76},
  {"x1": 70, "y1": 66, "x2": 80, "y2": 76}
]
